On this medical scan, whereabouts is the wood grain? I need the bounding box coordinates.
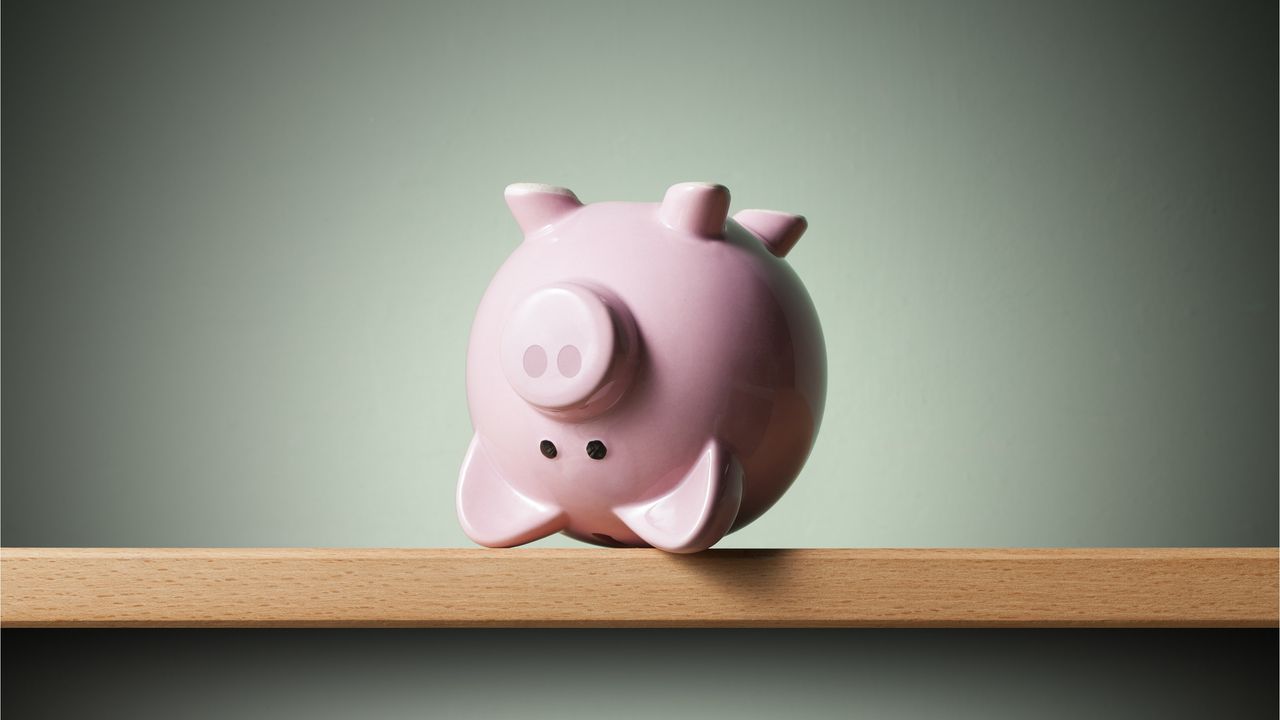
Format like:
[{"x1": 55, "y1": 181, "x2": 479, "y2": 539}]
[{"x1": 1, "y1": 548, "x2": 1275, "y2": 628}]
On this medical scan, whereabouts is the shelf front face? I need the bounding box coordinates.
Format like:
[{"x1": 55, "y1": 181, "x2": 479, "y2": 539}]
[{"x1": 1, "y1": 548, "x2": 1276, "y2": 628}]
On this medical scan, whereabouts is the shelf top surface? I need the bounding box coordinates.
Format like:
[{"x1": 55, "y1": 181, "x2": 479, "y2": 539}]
[{"x1": 3, "y1": 547, "x2": 1276, "y2": 628}]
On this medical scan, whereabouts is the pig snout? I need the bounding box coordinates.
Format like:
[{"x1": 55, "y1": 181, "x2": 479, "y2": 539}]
[{"x1": 499, "y1": 282, "x2": 638, "y2": 418}]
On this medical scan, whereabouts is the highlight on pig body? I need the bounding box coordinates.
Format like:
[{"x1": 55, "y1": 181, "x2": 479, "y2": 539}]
[{"x1": 457, "y1": 182, "x2": 826, "y2": 553}]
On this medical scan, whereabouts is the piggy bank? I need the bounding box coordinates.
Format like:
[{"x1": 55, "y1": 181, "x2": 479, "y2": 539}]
[{"x1": 457, "y1": 182, "x2": 826, "y2": 553}]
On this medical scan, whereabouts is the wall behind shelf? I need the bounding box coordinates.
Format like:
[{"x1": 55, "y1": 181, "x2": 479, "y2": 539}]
[
  {"x1": 2, "y1": 0, "x2": 1276, "y2": 551},
  {"x1": 4, "y1": 629, "x2": 1278, "y2": 719}
]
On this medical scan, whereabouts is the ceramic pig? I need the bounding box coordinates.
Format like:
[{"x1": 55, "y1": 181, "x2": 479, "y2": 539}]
[{"x1": 457, "y1": 182, "x2": 826, "y2": 553}]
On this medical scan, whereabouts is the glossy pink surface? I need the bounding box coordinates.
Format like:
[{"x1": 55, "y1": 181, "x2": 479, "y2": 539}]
[{"x1": 457, "y1": 182, "x2": 826, "y2": 553}]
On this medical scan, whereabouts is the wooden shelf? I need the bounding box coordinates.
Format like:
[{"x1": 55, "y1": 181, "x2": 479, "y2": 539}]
[{"x1": 2, "y1": 547, "x2": 1275, "y2": 628}]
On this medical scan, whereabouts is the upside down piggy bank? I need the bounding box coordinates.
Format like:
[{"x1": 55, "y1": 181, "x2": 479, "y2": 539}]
[{"x1": 457, "y1": 182, "x2": 826, "y2": 553}]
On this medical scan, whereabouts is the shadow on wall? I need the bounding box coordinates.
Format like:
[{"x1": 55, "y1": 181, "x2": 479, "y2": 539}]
[{"x1": 3, "y1": 629, "x2": 1277, "y2": 719}]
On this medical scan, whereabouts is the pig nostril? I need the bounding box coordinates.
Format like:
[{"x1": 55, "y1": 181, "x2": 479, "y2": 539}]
[
  {"x1": 557, "y1": 345, "x2": 582, "y2": 377},
  {"x1": 539, "y1": 440, "x2": 557, "y2": 459},
  {"x1": 585, "y1": 440, "x2": 607, "y2": 460},
  {"x1": 523, "y1": 345, "x2": 547, "y2": 377}
]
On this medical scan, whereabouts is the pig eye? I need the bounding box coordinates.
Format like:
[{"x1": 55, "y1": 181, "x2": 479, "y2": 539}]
[
  {"x1": 539, "y1": 440, "x2": 557, "y2": 459},
  {"x1": 585, "y1": 440, "x2": 607, "y2": 460}
]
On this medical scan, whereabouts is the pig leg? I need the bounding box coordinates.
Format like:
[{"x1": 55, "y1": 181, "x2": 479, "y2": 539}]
[
  {"x1": 456, "y1": 434, "x2": 566, "y2": 547},
  {"x1": 614, "y1": 439, "x2": 743, "y2": 553}
]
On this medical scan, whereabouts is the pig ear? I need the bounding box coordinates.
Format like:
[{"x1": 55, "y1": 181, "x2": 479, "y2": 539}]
[
  {"x1": 659, "y1": 182, "x2": 731, "y2": 238},
  {"x1": 457, "y1": 434, "x2": 567, "y2": 547},
  {"x1": 614, "y1": 439, "x2": 742, "y2": 553},
  {"x1": 504, "y1": 183, "x2": 584, "y2": 236},
  {"x1": 734, "y1": 209, "x2": 807, "y2": 258}
]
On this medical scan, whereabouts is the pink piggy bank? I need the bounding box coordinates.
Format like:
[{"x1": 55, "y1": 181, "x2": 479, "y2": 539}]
[{"x1": 457, "y1": 182, "x2": 826, "y2": 553}]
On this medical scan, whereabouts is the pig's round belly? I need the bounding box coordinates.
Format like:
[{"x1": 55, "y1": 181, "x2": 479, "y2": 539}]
[{"x1": 467, "y1": 216, "x2": 825, "y2": 547}]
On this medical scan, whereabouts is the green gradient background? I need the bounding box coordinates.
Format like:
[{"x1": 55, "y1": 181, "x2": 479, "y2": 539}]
[
  {"x1": 2, "y1": 1, "x2": 1277, "y2": 717},
  {"x1": 3, "y1": 0, "x2": 1276, "y2": 548}
]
